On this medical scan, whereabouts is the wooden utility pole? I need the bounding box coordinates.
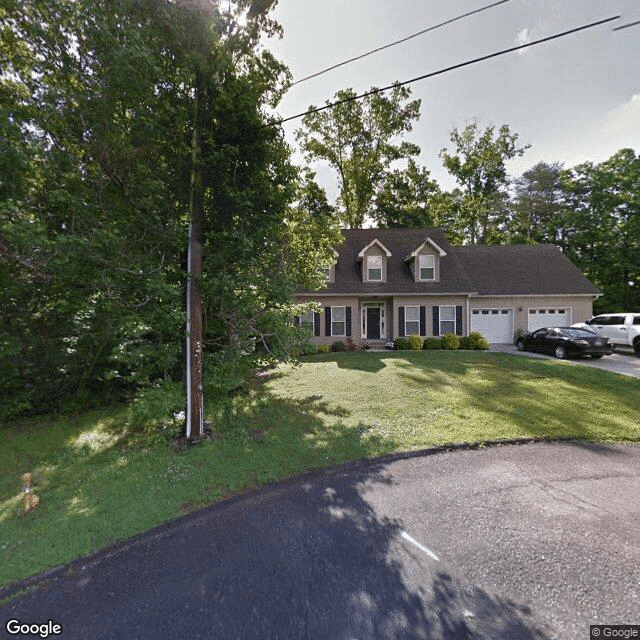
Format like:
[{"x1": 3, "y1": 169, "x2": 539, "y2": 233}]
[{"x1": 186, "y1": 70, "x2": 205, "y2": 439}]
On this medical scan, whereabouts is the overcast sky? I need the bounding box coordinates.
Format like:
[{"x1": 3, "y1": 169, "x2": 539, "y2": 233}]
[{"x1": 262, "y1": 0, "x2": 640, "y2": 197}]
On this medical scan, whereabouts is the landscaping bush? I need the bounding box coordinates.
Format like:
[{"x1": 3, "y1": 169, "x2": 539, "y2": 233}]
[
  {"x1": 317, "y1": 344, "x2": 330, "y2": 354},
  {"x1": 423, "y1": 337, "x2": 443, "y2": 350},
  {"x1": 301, "y1": 342, "x2": 318, "y2": 356},
  {"x1": 442, "y1": 333, "x2": 460, "y2": 350},
  {"x1": 514, "y1": 328, "x2": 525, "y2": 344},
  {"x1": 331, "y1": 341, "x2": 346, "y2": 352},
  {"x1": 408, "y1": 334, "x2": 424, "y2": 350},
  {"x1": 458, "y1": 336, "x2": 474, "y2": 350},
  {"x1": 468, "y1": 331, "x2": 490, "y2": 350},
  {"x1": 394, "y1": 336, "x2": 411, "y2": 350}
]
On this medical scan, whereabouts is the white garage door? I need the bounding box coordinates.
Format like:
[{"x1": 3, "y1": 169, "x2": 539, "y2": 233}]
[
  {"x1": 527, "y1": 308, "x2": 571, "y2": 331},
  {"x1": 470, "y1": 309, "x2": 513, "y2": 343}
]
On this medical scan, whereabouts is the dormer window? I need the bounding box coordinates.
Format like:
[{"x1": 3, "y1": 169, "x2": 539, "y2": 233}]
[
  {"x1": 320, "y1": 267, "x2": 331, "y2": 281},
  {"x1": 419, "y1": 255, "x2": 435, "y2": 281},
  {"x1": 367, "y1": 255, "x2": 382, "y2": 281}
]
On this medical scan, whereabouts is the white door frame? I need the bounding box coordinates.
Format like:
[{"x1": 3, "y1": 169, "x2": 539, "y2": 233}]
[{"x1": 361, "y1": 302, "x2": 386, "y2": 340}]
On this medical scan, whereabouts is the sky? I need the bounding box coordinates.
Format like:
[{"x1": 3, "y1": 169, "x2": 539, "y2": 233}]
[{"x1": 261, "y1": 0, "x2": 640, "y2": 198}]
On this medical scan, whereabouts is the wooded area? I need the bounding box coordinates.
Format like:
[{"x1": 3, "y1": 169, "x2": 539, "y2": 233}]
[{"x1": 1, "y1": 1, "x2": 637, "y2": 424}]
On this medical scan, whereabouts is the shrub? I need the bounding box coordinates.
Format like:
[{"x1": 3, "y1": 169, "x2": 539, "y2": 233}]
[
  {"x1": 408, "y1": 334, "x2": 424, "y2": 350},
  {"x1": 423, "y1": 337, "x2": 443, "y2": 350},
  {"x1": 346, "y1": 338, "x2": 356, "y2": 351},
  {"x1": 331, "y1": 341, "x2": 346, "y2": 352},
  {"x1": 442, "y1": 333, "x2": 460, "y2": 350},
  {"x1": 514, "y1": 328, "x2": 525, "y2": 344},
  {"x1": 301, "y1": 342, "x2": 318, "y2": 356},
  {"x1": 458, "y1": 336, "x2": 474, "y2": 350},
  {"x1": 394, "y1": 336, "x2": 411, "y2": 350},
  {"x1": 317, "y1": 343, "x2": 330, "y2": 354},
  {"x1": 468, "y1": 331, "x2": 490, "y2": 350}
]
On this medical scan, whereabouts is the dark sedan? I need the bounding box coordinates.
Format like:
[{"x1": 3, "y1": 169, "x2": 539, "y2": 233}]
[{"x1": 515, "y1": 327, "x2": 613, "y2": 359}]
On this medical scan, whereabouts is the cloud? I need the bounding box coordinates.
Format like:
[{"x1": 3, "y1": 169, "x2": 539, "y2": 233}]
[
  {"x1": 603, "y1": 94, "x2": 640, "y2": 146},
  {"x1": 515, "y1": 27, "x2": 534, "y2": 55}
]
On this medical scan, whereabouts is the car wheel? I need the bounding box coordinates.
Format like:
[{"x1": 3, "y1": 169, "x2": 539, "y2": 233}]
[
  {"x1": 554, "y1": 345, "x2": 567, "y2": 359},
  {"x1": 634, "y1": 342, "x2": 640, "y2": 358},
  {"x1": 591, "y1": 354, "x2": 604, "y2": 359},
  {"x1": 515, "y1": 339, "x2": 526, "y2": 351}
]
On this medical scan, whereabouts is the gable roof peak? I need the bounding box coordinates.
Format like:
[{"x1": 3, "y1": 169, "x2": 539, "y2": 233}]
[
  {"x1": 404, "y1": 236, "x2": 447, "y2": 261},
  {"x1": 357, "y1": 238, "x2": 392, "y2": 260}
]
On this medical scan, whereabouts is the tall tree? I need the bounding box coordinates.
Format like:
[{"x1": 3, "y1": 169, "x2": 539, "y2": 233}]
[
  {"x1": 508, "y1": 161, "x2": 565, "y2": 244},
  {"x1": 561, "y1": 149, "x2": 640, "y2": 311},
  {"x1": 440, "y1": 121, "x2": 529, "y2": 244},
  {"x1": 372, "y1": 159, "x2": 440, "y2": 228},
  {"x1": 296, "y1": 85, "x2": 421, "y2": 228}
]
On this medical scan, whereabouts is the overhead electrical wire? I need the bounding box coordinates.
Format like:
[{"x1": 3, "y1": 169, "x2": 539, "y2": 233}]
[
  {"x1": 613, "y1": 19, "x2": 640, "y2": 31},
  {"x1": 290, "y1": 0, "x2": 513, "y2": 87},
  {"x1": 264, "y1": 15, "x2": 620, "y2": 129}
]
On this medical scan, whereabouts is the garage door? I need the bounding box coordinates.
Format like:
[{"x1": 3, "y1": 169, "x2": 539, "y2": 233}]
[
  {"x1": 470, "y1": 309, "x2": 513, "y2": 343},
  {"x1": 527, "y1": 308, "x2": 571, "y2": 331}
]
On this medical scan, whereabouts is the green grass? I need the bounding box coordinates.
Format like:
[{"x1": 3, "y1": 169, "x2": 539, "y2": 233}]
[{"x1": 1, "y1": 351, "x2": 639, "y2": 590}]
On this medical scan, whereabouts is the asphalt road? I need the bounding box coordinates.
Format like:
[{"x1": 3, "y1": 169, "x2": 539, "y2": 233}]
[
  {"x1": 2, "y1": 442, "x2": 639, "y2": 640},
  {"x1": 489, "y1": 343, "x2": 640, "y2": 378}
]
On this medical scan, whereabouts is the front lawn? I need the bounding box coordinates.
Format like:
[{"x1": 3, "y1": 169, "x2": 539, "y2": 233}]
[{"x1": 1, "y1": 351, "x2": 638, "y2": 591}]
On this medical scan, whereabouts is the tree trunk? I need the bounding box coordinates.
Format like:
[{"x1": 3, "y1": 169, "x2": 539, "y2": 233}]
[{"x1": 186, "y1": 70, "x2": 205, "y2": 439}]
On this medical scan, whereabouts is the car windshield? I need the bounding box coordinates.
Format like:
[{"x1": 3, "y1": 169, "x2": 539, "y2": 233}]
[{"x1": 560, "y1": 328, "x2": 597, "y2": 339}]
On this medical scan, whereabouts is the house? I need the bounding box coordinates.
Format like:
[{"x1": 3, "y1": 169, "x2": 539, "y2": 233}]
[{"x1": 295, "y1": 228, "x2": 600, "y2": 345}]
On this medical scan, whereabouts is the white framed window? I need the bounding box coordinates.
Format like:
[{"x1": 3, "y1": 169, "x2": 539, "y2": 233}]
[
  {"x1": 440, "y1": 305, "x2": 456, "y2": 335},
  {"x1": 331, "y1": 306, "x2": 346, "y2": 336},
  {"x1": 419, "y1": 254, "x2": 435, "y2": 280},
  {"x1": 405, "y1": 306, "x2": 420, "y2": 335},
  {"x1": 320, "y1": 267, "x2": 331, "y2": 281},
  {"x1": 367, "y1": 255, "x2": 382, "y2": 281},
  {"x1": 302, "y1": 309, "x2": 314, "y2": 330}
]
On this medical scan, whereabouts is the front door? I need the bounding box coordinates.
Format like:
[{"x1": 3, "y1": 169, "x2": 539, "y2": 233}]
[{"x1": 366, "y1": 307, "x2": 381, "y2": 339}]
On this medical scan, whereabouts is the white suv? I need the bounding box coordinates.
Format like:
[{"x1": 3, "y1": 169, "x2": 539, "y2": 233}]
[{"x1": 574, "y1": 313, "x2": 640, "y2": 356}]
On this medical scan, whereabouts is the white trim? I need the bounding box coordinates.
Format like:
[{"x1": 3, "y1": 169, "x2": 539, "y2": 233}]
[
  {"x1": 367, "y1": 254, "x2": 383, "y2": 281},
  {"x1": 404, "y1": 237, "x2": 447, "y2": 261},
  {"x1": 331, "y1": 305, "x2": 346, "y2": 337},
  {"x1": 357, "y1": 238, "x2": 392, "y2": 259},
  {"x1": 404, "y1": 305, "x2": 420, "y2": 336},
  {"x1": 418, "y1": 254, "x2": 436, "y2": 281},
  {"x1": 296, "y1": 292, "x2": 477, "y2": 297},
  {"x1": 439, "y1": 305, "x2": 457, "y2": 336},
  {"x1": 470, "y1": 293, "x2": 596, "y2": 298},
  {"x1": 361, "y1": 301, "x2": 385, "y2": 339}
]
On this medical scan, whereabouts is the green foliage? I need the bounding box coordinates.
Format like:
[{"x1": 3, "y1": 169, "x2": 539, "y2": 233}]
[
  {"x1": 296, "y1": 84, "x2": 421, "y2": 228},
  {"x1": 408, "y1": 334, "x2": 424, "y2": 350},
  {"x1": 440, "y1": 121, "x2": 529, "y2": 245},
  {"x1": 317, "y1": 343, "x2": 330, "y2": 354},
  {"x1": 468, "y1": 331, "x2": 489, "y2": 350},
  {"x1": 458, "y1": 336, "x2": 474, "y2": 350},
  {"x1": 423, "y1": 337, "x2": 443, "y2": 350},
  {"x1": 394, "y1": 337, "x2": 411, "y2": 350},
  {"x1": 514, "y1": 328, "x2": 525, "y2": 344},
  {"x1": 442, "y1": 333, "x2": 460, "y2": 350},
  {"x1": 331, "y1": 341, "x2": 346, "y2": 352}
]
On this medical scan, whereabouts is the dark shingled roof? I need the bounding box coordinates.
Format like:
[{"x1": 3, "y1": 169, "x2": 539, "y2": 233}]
[
  {"x1": 300, "y1": 228, "x2": 475, "y2": 295},
  {"x1": 298, "y1": 229, "x2": 599, "y2": 297},
  {"x1": 455, "y1": 244, "x2": 599, "y2": 295}
]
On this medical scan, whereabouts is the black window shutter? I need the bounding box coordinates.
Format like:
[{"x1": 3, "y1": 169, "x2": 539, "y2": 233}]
[
  {"x1": 398, "y1": 306, "x2": 405, "y2": 337},
  {"x1": 432, "y1": 306, "x2": 440, "y2": 336},
  {"x1": 325, "y1": 307, "x2": 331, "y2": 337},
  {"x1": 294, "y1": 315, "x2": 301, "y2": 326},
  {"x1": 314, "y1": 312, "x2": 321, "y2": 337},
  {"x1": 419, "y1": 306, "x2": 426, "y2": 336},
  {"x1": 456, "y1": 306, "x2": 463, "y2": 336},
  {"x1": 346, "y1": 307, "x2": 352, "y2": 337}
]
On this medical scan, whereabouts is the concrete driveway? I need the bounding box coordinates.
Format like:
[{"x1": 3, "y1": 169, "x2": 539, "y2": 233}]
[
  {"x1": 2, "y1": 443, "x2": 638, "y2": 640},
  {"x1": 489, "y1": 343, "x2": 640, "y2": 379}
]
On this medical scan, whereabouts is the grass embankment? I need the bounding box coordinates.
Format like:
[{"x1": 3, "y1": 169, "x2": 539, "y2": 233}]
[{"x1": 1, "y1": 351, "x2": 639, "y2": 590}]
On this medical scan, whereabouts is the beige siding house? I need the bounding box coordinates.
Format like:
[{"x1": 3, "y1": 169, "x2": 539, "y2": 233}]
[{"x1": 295, "y1": 229, "x2": 600, "y2": 345}]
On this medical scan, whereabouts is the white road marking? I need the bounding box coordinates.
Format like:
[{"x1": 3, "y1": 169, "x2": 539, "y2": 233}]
[{"x1": 400, "y1": 530, "x2": 440, "y2": 562}]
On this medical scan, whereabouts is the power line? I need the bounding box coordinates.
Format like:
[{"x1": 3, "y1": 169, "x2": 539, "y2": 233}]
[
  {"x1": 613, "y1": 19, "x2": 640, "y2": 31},
  {"x1": 290, "y1": 0, "x2": 513, "y2": 87},
  {"x1": 265, "y1": 15, "x2": 619, "y2": 129}
]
